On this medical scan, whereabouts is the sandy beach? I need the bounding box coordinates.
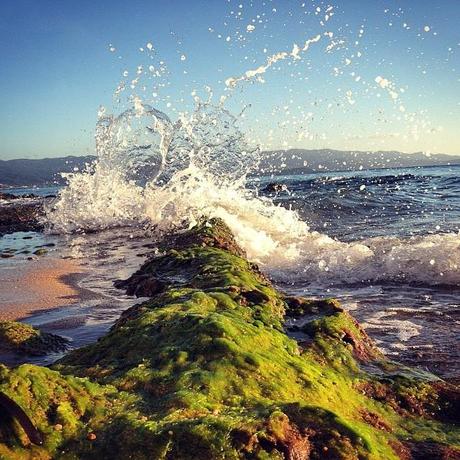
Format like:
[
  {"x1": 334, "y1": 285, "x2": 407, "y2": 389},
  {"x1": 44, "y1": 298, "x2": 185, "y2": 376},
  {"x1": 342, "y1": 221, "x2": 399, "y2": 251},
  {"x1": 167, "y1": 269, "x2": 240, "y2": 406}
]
[{"x1": 0, "y1": 257, "x2": 88, "y2": 321}]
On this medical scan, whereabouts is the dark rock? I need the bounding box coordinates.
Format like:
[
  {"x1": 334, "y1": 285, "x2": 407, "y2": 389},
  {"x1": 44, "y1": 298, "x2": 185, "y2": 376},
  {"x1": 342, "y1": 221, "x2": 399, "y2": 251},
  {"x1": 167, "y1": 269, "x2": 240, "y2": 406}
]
[
  {"x1": 262, "y1": 412, "x2": 311, "y2": 460},
  {"x1": 284, "y1": 296, "x2": 343, "y2": 317},
  {"x1": 262, "y1": 182, "x2": 288, "y2": 193},
  {"x1": 0, "y1": 192, "x2": 40, "y2": 200},
  {"x1": 0, "y1": 201, "x2": 45, "y2": 236},
  {"x1": 115, "y1": 274, "x2": 166, "y2": 297},
  {"x1": 359, "y1": 410, "x2": 392, "y2": 432},
  {"x1": 240, "y1": 289, "x2": 271, "y2": 305},
  {"x1": 0, "y1": 192, "x2": 17, "y2": 200},
  {"x1": 393, "y1": 440, "x2": 460, "y2": 460},
  {"x1": 0, "y1": 391, "x2": 43, "y2": 445}
]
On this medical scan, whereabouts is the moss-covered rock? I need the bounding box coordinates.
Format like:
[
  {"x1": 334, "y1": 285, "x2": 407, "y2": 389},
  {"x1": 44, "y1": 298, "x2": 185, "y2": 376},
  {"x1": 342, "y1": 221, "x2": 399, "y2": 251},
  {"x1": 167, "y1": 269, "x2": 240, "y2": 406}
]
[
  {"x1": 0, "y1": 218, "x2": 458, "y2": 459},
  {"x1": 0, "y1": 321, "x2": 69, "y2": 356}
]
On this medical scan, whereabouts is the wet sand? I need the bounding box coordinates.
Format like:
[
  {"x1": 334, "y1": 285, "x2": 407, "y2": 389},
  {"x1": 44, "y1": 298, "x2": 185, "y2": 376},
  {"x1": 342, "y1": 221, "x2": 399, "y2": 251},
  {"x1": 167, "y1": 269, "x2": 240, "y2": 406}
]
[{"x1": 0, "y1": 257, "x2": 91, "y2": 321}]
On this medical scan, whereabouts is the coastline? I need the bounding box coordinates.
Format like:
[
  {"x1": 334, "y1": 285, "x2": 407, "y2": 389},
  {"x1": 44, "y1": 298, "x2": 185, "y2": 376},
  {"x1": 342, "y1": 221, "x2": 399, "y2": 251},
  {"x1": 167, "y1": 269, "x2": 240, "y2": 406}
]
[
  {"x1": 0, "y1": 218, "x2": 458, "y2": 459},
  {"x1": 0, "y1": 257, "x2": 89, "y2": 321}
]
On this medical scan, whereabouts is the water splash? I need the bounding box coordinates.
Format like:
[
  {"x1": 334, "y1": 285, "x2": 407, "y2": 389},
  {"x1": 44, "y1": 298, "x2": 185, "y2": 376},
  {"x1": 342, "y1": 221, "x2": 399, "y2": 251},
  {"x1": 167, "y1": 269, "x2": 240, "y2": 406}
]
[
  {"x1": 45, "y1": 3, "x2": 459, "y2": 287},
  {"x1": 46, "y1": 102, "x2": 460, "y2": 287},
  {"x1": 95, "y1": 99, "x2": 172, "y2": 185},
  {"x1": 46, "y1": 99, "x2": 258, "y2": 233}
]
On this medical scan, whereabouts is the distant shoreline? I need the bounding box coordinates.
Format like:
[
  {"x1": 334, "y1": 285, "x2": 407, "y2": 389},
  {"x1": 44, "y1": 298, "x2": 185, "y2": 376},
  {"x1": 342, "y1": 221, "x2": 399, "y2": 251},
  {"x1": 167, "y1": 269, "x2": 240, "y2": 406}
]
[{"x1": 1, "y1": 150, "x2": 460, "y2": 187}]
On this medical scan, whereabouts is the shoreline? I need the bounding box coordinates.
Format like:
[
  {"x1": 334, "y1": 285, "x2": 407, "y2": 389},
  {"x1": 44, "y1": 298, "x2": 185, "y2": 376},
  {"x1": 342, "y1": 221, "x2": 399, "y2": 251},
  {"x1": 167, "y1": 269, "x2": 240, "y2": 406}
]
[
  {"x1": 0, "y1": 218, "x2": 457, "y2": 458},
  {"x1": 0, "y1": 256, "x2": 90, "y2": 321}
]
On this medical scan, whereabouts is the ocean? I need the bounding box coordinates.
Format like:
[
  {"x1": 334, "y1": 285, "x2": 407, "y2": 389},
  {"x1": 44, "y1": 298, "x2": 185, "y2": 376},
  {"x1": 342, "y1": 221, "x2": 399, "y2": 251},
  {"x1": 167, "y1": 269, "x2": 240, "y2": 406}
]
[
  {"x1": 1, "y1": 163, "x2": 459, "y2": 378},
  {"x1": 257, "y1": 164, "x2": 460, "y2": 379}
]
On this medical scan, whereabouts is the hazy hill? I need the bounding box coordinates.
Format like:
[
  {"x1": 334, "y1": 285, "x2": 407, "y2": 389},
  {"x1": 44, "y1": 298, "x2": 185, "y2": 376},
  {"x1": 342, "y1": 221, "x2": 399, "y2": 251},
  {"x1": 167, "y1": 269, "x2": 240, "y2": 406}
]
[
  {"x1": 1, "y1": 150, "x2": 460, "y2": 186},
  {"x1": 258, "y1": 149, "x2": 460, "y2": 175},
  {"x1": 0, "y1": 156, "x2": 95, "y2": 187}
]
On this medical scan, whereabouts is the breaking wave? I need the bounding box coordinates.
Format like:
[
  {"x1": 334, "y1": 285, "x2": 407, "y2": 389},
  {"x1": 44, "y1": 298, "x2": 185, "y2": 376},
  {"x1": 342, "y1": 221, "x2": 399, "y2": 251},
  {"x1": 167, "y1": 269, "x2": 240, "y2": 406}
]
[{"x1": 46, "y1": 101, "x2": 460, "y2": 287}]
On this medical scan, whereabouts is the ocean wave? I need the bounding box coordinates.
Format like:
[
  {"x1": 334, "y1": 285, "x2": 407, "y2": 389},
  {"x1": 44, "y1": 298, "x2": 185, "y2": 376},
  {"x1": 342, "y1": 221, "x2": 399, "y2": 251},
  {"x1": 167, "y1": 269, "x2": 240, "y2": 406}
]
[{"x1": 45, "y1": 101, "x2": 460, "y2": 287}]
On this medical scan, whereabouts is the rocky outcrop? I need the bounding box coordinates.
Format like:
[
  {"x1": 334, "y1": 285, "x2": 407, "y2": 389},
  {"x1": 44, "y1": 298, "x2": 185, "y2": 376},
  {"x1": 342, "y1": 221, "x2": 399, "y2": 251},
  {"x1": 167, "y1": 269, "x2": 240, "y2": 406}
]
[
  {"x1": 0, "y1": 321, "x2": 69, "y2": 356},
  {"x1": 0, "y1": 199, "x2": 45, "y2": 235},
  {"x1": 0, "y1": 218, "x2": 458, "y2": 459},
  {"x1": 262, "y1": 182, "x2": 288, "y2": 193}
]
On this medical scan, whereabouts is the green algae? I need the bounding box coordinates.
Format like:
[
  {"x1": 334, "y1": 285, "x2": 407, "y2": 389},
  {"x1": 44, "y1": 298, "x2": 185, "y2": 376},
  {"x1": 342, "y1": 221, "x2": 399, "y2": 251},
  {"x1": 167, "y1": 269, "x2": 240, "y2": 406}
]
[
  {"x1": 0, "y1": 218, "x2": 458, "y2": 459},
  {"x1": 0, "y1": 321, "x2": 69, "y2": 356}
]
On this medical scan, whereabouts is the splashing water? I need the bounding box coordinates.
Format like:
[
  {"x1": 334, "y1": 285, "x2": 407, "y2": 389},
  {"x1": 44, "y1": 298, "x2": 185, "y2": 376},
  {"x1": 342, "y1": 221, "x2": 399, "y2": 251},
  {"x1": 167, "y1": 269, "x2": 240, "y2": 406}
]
[
  {"x1": 46, "y1": 97, "x2": 460, "y2": 288},
  {"x1": 45, "y1": 2, "x2": 459, "y2": 289},
  {"x1": 46, "y1": 99, "x2": 258, "y2": 233}
]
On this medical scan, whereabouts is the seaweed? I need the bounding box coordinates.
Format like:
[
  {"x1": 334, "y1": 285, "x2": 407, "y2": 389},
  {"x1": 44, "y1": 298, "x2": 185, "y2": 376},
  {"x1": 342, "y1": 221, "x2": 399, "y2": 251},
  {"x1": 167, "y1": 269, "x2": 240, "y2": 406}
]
[{"x1": 0, "y1": 218, "x2": 458, "y2": 459}]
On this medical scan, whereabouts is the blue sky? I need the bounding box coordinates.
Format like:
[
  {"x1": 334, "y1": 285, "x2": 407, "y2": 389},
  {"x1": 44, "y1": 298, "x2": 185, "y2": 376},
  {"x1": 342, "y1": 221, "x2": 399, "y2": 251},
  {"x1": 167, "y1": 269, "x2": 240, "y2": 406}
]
[{"x1": 1, "y1": 0, "x2": 459, "y2": 159}]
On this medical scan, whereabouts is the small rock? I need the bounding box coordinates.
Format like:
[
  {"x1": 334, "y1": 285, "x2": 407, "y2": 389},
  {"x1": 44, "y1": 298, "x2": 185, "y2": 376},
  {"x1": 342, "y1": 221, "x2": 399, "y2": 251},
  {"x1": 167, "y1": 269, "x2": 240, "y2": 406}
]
[
  {"x1": 54, "y1": 424, "x2": 63, "y2": 431},
  {"x1": 262, "y1": 182, "x2": 288, "y2": 193}
]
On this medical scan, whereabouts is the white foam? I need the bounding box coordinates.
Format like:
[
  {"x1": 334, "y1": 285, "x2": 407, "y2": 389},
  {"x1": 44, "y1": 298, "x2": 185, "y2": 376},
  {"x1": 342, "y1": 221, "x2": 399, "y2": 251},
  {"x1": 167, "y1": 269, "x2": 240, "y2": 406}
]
[{"x1": 46, "y1": 101, "x2": 460, "y2": 287}]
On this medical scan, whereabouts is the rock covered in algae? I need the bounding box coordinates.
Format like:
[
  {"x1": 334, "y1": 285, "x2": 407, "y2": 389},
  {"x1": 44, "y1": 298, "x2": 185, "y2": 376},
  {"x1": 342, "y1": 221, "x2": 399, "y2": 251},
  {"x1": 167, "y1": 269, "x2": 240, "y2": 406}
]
[
  {"x1": 0, "y1": 218, "x2": 458, "y2": 459},
  {"x1": 0, "y1": 321, "x2": 69, "y2": 356}
]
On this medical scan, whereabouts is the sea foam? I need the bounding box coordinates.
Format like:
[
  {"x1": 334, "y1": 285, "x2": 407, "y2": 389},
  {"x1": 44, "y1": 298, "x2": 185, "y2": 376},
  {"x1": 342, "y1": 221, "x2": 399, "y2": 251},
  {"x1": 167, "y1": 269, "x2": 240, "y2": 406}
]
[{"x1": 46, "y1": 100, "x2": 460, "y2": 287}]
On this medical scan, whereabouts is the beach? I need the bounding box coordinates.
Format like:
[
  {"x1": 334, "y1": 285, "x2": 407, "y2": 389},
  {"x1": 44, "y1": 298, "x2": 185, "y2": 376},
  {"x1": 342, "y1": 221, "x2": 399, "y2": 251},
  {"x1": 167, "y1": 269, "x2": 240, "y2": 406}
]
[
  {"x1": 0, "y1": 257, "x2": 87, "y2": 321},
  {"x1": 0, "y1": 218, "x2": 458, "y2": 458}
]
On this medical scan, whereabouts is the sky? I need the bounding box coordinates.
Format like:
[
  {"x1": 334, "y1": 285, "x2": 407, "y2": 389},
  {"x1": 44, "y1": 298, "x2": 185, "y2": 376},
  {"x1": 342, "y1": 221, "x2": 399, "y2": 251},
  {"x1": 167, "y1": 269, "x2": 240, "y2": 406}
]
[{"x1": 0, "y1": 0, "x2": 459, "y2": 160}]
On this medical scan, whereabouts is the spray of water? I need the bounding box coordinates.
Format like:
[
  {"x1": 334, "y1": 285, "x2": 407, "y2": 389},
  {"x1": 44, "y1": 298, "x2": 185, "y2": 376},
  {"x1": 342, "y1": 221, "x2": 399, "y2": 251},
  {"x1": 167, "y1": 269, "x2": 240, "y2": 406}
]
[
  {"x1": 46, "y1": 3, "x2": 459, "y2": 287},
  {"x1": 46, "y1": 96, "x2": 460, "y2": 287}
]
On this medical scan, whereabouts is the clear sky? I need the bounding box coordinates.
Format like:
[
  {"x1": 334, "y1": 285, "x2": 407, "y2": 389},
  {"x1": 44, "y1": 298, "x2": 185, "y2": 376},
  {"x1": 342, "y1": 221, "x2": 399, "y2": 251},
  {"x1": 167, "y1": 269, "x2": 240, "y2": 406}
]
[{"x1": 1, "y1": 0, "x2": 459, "y2": 160}]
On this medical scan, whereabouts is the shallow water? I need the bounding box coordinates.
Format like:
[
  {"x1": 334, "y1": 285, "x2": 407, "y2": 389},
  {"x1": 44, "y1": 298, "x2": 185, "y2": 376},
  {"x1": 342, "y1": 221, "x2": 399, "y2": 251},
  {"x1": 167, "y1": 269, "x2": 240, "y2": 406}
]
[
  {"x1": 257, "y1": 164, "x2": 460, "y2": 379},
  {"x1": 1, "y1": 164, "x2": 459, "y2": 378},
  {"x1": 0, "y1": 227, "x2": 152, "y2": 365},
  {"x1": 281, "y1": 281, "x2": 460, "y2": 379}
]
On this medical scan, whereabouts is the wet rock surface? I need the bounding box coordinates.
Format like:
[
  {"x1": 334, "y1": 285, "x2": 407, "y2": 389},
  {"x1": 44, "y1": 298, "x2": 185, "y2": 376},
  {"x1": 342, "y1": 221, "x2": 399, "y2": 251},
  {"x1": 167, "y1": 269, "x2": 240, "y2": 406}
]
[
  {"x1": 0, "y1": 321, "x2": 69, "y2": 356},
  {"x1": 0, "y1": 197, "x2": 46, "y2": 236},
  {"x1": 262, "y1": 182, "x2": 289, "y2": 193},
  {"x1": 0, "y1": 219, "x2": 458, "y2": 459}
]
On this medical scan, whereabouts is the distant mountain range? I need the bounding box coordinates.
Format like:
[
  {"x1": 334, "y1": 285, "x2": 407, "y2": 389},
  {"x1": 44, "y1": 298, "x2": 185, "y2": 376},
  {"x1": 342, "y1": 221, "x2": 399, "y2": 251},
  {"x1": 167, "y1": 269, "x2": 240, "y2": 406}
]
[
  {"x1": 258, "y1": 149, "x2": 460, "y2": 175},
  {"x1": 0, "y1": 156, "x2": 95, "y2": 187},
  {"x1": 1, "y1": 150, "x2": 459, "y2": 186}
]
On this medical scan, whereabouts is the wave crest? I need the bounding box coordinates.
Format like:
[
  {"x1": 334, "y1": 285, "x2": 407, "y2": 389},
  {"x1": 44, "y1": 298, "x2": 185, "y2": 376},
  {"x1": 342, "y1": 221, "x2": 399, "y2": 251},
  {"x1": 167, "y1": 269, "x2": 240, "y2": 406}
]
[{"x1": 46, "y1": 102, "x2": 460, "y2": 287}]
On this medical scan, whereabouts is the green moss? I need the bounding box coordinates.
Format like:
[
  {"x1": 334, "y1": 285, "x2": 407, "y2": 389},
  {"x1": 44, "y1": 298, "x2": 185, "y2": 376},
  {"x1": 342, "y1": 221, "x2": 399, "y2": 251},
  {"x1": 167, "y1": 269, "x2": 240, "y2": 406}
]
[
  {"x1": 0, "y1": 363, "x2": 129, "y2": 458},
  {"x1": 0, "y1": 219, "x2": 458, "y2": 459},
  {"x1": 0, "y1": 321, "x2": 69, "y2": 355}
]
